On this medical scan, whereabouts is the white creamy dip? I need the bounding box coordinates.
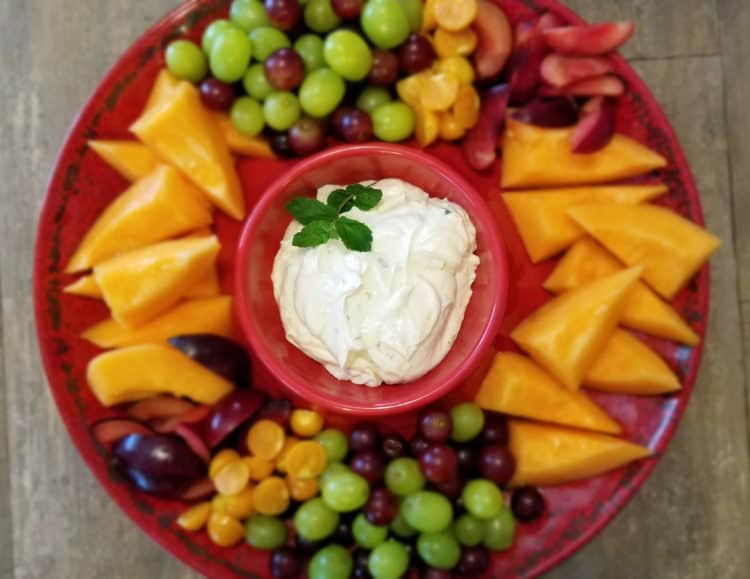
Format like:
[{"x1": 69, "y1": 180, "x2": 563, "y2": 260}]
[{"x1": 271, "y1": 178, "x2": 480, "y2": 387}]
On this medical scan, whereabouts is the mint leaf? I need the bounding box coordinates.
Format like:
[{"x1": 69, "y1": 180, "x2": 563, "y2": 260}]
[
  {"x1": 336, "y1": 217, "x2": 373, "y2": 252},
  {"x1": 326, "y1": 189, "x2": 355, "y2": 213},
  {"x1": 292, "y1": 220, "x2": 336, "y2": 248},
  {"x1": 349, "y1": 184, "x2": 383, "y2": 211},
  {"x1": 286, "y1": 198, "x2": 337, "y2": 225}
]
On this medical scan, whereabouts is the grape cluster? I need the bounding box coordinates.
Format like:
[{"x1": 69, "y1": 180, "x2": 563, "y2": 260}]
[{"x1": 165, "y1": 0, "x2": 432, "y2": 157}]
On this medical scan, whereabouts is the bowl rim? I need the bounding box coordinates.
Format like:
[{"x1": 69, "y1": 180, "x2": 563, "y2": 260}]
[{"x1": 234, "y1": 142, "x2": 509, "y2": 416}]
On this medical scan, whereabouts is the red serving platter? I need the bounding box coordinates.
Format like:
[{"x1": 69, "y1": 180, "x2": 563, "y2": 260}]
[{"x1": 33, "y1": 0, "x2": 710, "y2": 577}]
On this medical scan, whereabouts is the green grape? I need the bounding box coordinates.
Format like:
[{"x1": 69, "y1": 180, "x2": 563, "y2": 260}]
[
  {"x1": 298, "y1": 68, "x2": 346, "y2": 118},
  {"x1": 323, "y1": 30, "x2": 372, "y2": 81},
  {"x1": 384, "y1": 457, "x2": 425, "y2": 496},
  {"x1": 417, "y1": 531, "x2": 461, "y2": 570},
  {"x1": 390, "y1": 509, "x2": 417, "y2": 538},
  {"x1": 360, "y1": 0, "x2": 410, "y2": 49},
  {"x1": 398, "y1": 0, "x2": 423, "y2": 32},
  {"x1": 315, "y1": 428, "x2": 348, "y2": 463},
  {"x1": 451, "y1": 402, "x2": 485, "y2": 443},
  {"x1": 320, "y1": 462, "x2": 351, "y2": 486},
  {"x1": 309, "y1": 545, "x2": 353, "y2": 579},
  {"x1": 263, "y1": 91, "x2": 301, "y2": 130},
  {"x1": 230, "y1": 0, "x2": 269, "y2": 31},
  {"x1": 352, "y1": 513, "x2": 388, "y2": 549},
  {"x1": 249, "y1": 26, "x2": 291, "y2": 61},
  {"x1": 369, "y1": 540, "x2": 410, "y2": 579},
  {"x1": 166, "y1": 40, "x2": 208, "y2": 83},
  {"x1": 454, "y1": 513, "x2": 486, "y2": 547},
  {"x1": 295, "y1": 34, "x2": 327, "y2": 72},
  {"x1": 294, "y1": 498, "x2": 340, "y2": 541},
  {"x1": 231, "y1": 97, "x2": 265, "y2": 137},
  {"x1": 372, "y1": 102, "x2": 415, "y2": 142},
  {"x1": 356, "y1": 87, "x2": 391, "y2": 114},
  {"x1": 244, "y1": 515, "x2": 287, "y2": 550},
  {"x1": 202, "y1": 19, "x2": 235, "y2": 55},
  {"x1": 321, "y1": 469, "x2": 370, "y2": 512},
  {"x1": 304, "y1": 0, "x2": 341, "y2": 33},
  {"x1": 462, "y1": 479, "x2": 503, "y2": 520},
  {"x1": 243, "y1": 63, "x2": 274, "y2": 100},
  {"x1": 483, "y1": 505, "x2": 516, "y2": 551},
  {"x1": 401, "y1": 491, "x2": 453, "y2": 534},
  {"x1": 210, "y1": 27, "x2": 253, "y2": 83}
]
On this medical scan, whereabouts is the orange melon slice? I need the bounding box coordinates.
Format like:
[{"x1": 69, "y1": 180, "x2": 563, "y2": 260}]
[
  {"x1": 569, "y1": 204, "x2": 721, "y2": 299},
  {"x1": 65, "y1": 165, "x2": 213, "y2": 273},
  {"x1": 501, "y1": 118, "x2": 667, "y2": 188},
  {"x1": 63, "y1": 275, "x2": 102, "y2": 299},
  {"x1": 93, "y1": 235, "x2": 220, "y2": 328},
  {"x1": 212, "y1": 112, "x2": 276, "y2": 158},
  {"x1": 131, "y1": 81, "x2": 245, "y2": 220},
  {"x1": 544, "y1": 238, "x2": 699, "y2": 345},
  {"x1": 144, "y1": 69, "x2": 180, "y2": 113},
  {"x1": 475, "y1": 352, "x2": 621, "y2": 434},
  {"x1": 88, "y1": 140, "x2": 160, "y2": 182},
  {"x1": 81, "y1": 296, "x2": 233, "y2": 349},
  {"x1": 584, "y1": 329, "x2": 681, "y2": 395},
  {"x1": 503, "y1": 184, "x2": 666, "y2": 262},
  {"x1": 87, "y1": 344, "x2": 233, "y2": 406},
  {"x1": 508, "y1": 420, "x2": 651, "y2": 487},
  {"x1": 511, "y1": 267, "x2": 642, "y2": 390}
]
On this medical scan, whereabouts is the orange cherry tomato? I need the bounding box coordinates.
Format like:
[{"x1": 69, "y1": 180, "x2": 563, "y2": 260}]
[
  {"x1": 434, "y1": 27, "x2": 478, "y2": 57},
  {"x1": 290, "y1": 409, "x2": 324, "y2": 437},
  {"x1": 244, "y1": 456, "x2": 275, "y2": 481},
  {"x1": 420, "y1": 72, "x2": 460, "y2": 112},
  {"x1": 253, "y1": 476, "x2": 290, "y2": 515},
  {"x1": 225, "y1": 485, "x2": 255, "y2": 519},
  {"x1": 453, "y1": 85, "x2": 481, "y2": 129},
  {"x1": 209, "y1": 449, "x2": 241, "y2": 480},
  {"x1": 287, "y1": 475, "x2": 320, "y2": 501},
  {"x1": 434, "y1": 0, "x2": 478, "y2": 31},
  {"x1": 247, "y1": 419, "x2": 286, "y2": 461},
  {"x1": 285, "y1": 440, "x2": 328, "y2": 479},
  {"x1": 176, "y1": 502, "x2": 211, "y2": 532},
  {"x1": 207, "y1": 512, "x2": 245, "y2": 547},
  {"x1": 415, "y1": 107, "x2": 440, "y2": 148},
  {"x1": 439, "y1": 111, "x2": 467, "y2": 141},
  {"x1": 214, "y1": 460, "x2": 251, "y2": 497},
  {"x1": 275, "y1": 436, "x2": 300, "y2": 474}
]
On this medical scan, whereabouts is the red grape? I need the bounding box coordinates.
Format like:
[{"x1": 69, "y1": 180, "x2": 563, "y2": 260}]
[
  {"x1": 295, "y1": 534, "x2": 324, "y2": 555},
  {"x1": 410, "y1": 434, "x2": 430, "y2": 457},
  {"x1": 478, "y1": 445, "x2": 515, "y2": 486},
  {"x1": 288, "y1": 117, "x2": 326, "y2": 156},
  {"x1": 350, "y1": 450, "x2": 386, "y2": 485},
  {"x1": 457, "y1": 545, "x2": 489, "y2": 575},
  {"x1": 256, "y1": 398, "x2": 293, "y2": 426},
  {"x1": 479, "y1": 412, "x2": 509, "y2": 446},
  {"x1": 339, "y1": 109, "x2": 373, "y2": 143},
  {"x1": 353, "y1": 548, "x2": 372, "y2": 578},
  {"x1": 350, "y1": 423, "x2": 380, "y2": 452},
  {"x1": 382, "y1": 432, "x2": 409, "y2": 460},
  {"x1": 456, "y1": 445, "x2": 479, "y2": 478},
  {"x1": 364, "y1": 487, "x2": 399, "y2": 525},
  {"x1": 264, "y1": 48, "x2": 305, "y2": 90},
  {"x1": 368, "y1": 50, "x2": 399, "y2": 86},
  {"x1": 331, "y1": 519, "x2": 353, "y2": 545},
  {"x1": 199, "y1": 77, "x2": 236, "y2": 111},
  {"x1": 419, "y1": 443, "x2": 459, "y2": 483},
  {"x1": 331, "y1": 0, "x2": 364, "y2": 19},
  {"x1": 265, "y1": 0, "x2": 302, "y2": 31},
  {"x1": 418, "y1": 408, "x2": 452, "y2": 443},
  {"x1": 270, "y1": 547, "x2": 303, "y2": 578},
  {"x1": 431, "y1": 476, "x2": 463, "y2": 499},
  {"x1": 511, "y1": 486, "x2": 546, "y2": 522},
  {"x1": 331, "y1": 106, "x2": 356, "y2": 138},
  {"x1": 421, "y1": 569, "x2": 453, "y2": 579},
  {"x1": 398, "y1": 33, "x2": 437, "y2": 75}
]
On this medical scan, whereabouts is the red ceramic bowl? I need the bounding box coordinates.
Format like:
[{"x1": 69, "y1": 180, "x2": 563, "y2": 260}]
[{"x1": 235, "y1": 144, "x2": 508, "y2": 415}]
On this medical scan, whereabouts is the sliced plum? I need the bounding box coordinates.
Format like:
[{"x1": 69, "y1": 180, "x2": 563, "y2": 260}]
[
  {"x1": 168, "y1": 334, "x2": 251, "y2": 387},
  {"x1": 543, "y1": 22, "x2": 634, "y2": 56},
  {"x1": 511, "y1": 97, "x2": 579, "y2": 127},
  {"x1": 205, "y1": 389, "x2": 267, "y2": 448},
  {"x1": 540, "y1": 54, "x2": 615, "y2": 88},
  {"x1": 461, "y1": 84, "x2": 510, "y2": 170},
  {"x1": 472, "y1": 0, "x2": 512, "y2": 82},
  {"x1": 570, "y1": 96, "x2": 616, "y2": 153}
]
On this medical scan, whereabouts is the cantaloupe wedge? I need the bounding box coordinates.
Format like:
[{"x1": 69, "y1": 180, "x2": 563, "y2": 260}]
[
  {"x1": 65, "y1": 165, "x2": 213, "y2": 273},
  {"x1": 569, "y1": 204, "x2": 721, "y2": 299},
  {"x1": 508, "y1": 420, "x2": 651, "y2": 487},
  {"x1": 81, "y1": 296, "x2": 233, "y2": 348},
  {"x1": 63, "y1": 275, "x2": 102, "y2": 299},
  {"x1": 212, "y1": 112, "x2": 276, "y2": 158},
  {"x1": 475, "y1": 352, "x2": 621, "y2": 434},
  {"x1": 501, "y1": 118, "x2": 668, "y2": 188},
  {"x1": 512, "y1": 267, "x2": 641, "y2": 390},
  {"x1": 94, "y1": 235, "x2": 221, "y2": 328},
  {"x1": 584, "y1": 329, "x2": 681, "y2": 395},
  {"x1": 87, "y1": 343, "x2": 234, "y2": 406},
  {"x1": 503, "y1": 185, "x2": 666, "y2": 262},
  {"x1": 88, "y1": 140, "x2": 160, "y2": 182},
  {"x1": 144, "y1": 69, "x2": 180, "y2": 113},
  {"x1": 131, "y1": 81, "x2": 245, "y2": 220},
  {"x1": 544, "y1": 238, "x2": 699, "y2": 345}
]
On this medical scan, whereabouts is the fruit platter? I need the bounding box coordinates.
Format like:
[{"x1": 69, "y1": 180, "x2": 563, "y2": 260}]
[{"x1": 33, "y1": 0, "x2": 720, "y2": 577}]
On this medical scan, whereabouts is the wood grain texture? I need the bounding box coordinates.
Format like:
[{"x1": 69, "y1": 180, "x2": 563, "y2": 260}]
[{"x1": 0, "y1": 1, "x2": 747, "y2": 578}]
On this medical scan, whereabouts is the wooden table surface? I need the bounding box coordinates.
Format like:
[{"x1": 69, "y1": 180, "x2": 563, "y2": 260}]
[{"x1": 1, "y1": 0, "x2": 749, "y2": 577}]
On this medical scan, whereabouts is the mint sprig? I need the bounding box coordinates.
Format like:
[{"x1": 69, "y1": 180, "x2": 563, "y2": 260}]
[{"x1": 286, "y1": 184, "x2": 383, "y2": 252}]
